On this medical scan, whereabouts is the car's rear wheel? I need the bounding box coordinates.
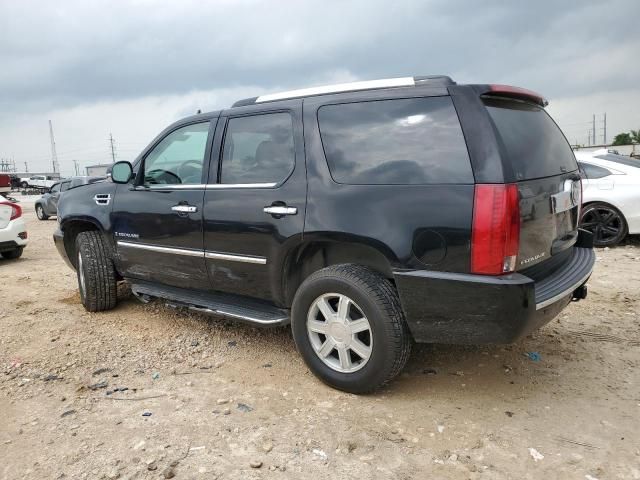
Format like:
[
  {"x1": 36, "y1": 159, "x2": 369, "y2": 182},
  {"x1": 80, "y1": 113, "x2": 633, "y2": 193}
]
[
  {"x1": 291, "y1": 264, "x2": 411, "y2": 394},
  {"x1": 580, "y1": 202, "x2": 627, "y2": 247},
  {"x1": 35, "y1": 204, "x2": 49, "y2": 220},
  {"x1": 1, "y1": 247, "x2": 23, "y2": 260},
  {"x1": 20, "y1": 181, "x2": 28, "y2": 189},
  {"x1": 75, "y1": 231, "x2": 117, "y2": 312}
]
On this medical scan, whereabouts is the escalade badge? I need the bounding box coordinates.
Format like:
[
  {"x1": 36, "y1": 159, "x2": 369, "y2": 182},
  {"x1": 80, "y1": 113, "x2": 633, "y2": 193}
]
[{"x1": 520, "y1": 252, "x2": 545, "y2": 265}]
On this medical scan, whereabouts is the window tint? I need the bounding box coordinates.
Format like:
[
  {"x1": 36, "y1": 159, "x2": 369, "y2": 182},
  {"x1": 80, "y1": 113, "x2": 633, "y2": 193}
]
[
  {"x1": 143, "y1": 122, "x2": 209, "y2": 185},
  {"x1": 220, "y1": 113, "x2": 295, "y2": 184},
  {"x1": 484, "y1": 97, "x2": 577, "y2": 180},
  {"x1": 579, "y1": 162, "x2": 611, "y2": 179},
  {"x1": 317, "y1": 97, "x2": 472, "y2": 185}
]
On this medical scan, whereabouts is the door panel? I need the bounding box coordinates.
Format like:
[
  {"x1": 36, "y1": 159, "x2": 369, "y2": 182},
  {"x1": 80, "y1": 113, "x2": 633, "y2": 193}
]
[
  {"x1": 112, "y1": 120, "x2": 215, "y2": 290},
  {"x1": 203, "y1": 102, "x2": 306, "y2": 304}
]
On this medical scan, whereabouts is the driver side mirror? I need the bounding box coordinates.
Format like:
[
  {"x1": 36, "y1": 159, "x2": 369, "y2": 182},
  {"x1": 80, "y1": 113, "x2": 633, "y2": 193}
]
[{"x1": 111, "y1": 161, "x2": 133, "y2": 184}]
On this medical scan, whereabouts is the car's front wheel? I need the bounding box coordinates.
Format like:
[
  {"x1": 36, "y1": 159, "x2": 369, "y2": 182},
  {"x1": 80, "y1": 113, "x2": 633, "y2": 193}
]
[
  {"x1": 35, "y1": 204, "x2": 49, "y2": 220},
  {"x1": 75, "y1": 231, "x2": 117, "y2": 312},
  {"x1": 291, "y1": 264, "x2": 411, "y2": 394}
]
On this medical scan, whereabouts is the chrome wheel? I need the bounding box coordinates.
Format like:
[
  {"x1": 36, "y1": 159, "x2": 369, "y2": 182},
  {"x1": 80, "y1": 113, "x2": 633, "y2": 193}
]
[
  {"x1": 78, "y1": 251, "x2": 87, "y2": 298},
  {"x1": 307, "y1": 293, "x2": 373, "y2": 373},
  {"x1": 36, "y1": 205, "x2": 44, "y2": 220}
]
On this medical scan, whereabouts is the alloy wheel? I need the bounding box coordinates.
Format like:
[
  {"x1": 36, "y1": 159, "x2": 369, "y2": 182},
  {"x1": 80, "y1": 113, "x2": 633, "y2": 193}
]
[{"x1": 307, "y1": 293, "x2": 373, "y2": 373}]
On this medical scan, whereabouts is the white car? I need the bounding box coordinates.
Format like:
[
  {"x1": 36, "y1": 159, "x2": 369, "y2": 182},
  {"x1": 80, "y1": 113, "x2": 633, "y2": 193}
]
[
  {"x1": 19, "y1": 175, "x2": 58, "y2": 190},
  {"x1": 574, "y1": 149, "x2": 640, "y2": 246},
  {"x1": 0, "y1": 200, "x2": 28, "y2": 259}
]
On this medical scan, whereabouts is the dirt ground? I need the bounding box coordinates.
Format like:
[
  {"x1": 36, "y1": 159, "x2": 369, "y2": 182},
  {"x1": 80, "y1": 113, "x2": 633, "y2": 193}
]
[{"x1": 1, "y1": 195, "x2": 639, "y2": 480}]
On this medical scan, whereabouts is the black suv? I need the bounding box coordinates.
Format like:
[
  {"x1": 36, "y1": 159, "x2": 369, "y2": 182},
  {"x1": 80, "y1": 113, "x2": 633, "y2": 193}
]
[{"x1": 54, "y1": 76, "x2": 595, "y2": 393}]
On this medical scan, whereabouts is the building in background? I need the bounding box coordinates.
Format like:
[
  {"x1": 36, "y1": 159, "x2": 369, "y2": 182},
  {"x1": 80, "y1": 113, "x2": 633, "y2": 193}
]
[{"x1": 85, "y1": 164, "x2": 112, "y2": 176}]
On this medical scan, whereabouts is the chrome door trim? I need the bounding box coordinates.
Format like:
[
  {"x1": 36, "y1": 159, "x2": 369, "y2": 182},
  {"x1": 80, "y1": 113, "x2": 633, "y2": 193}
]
[
  {"x1": 205, "y1": 251, "x2": 267, "y2": 265},
  {"x1": 116, "y1": 241, "x2": 204, "y2": 257},
  {"x1": 134, "y1": 185, "x2": 206, "y2": 190},
  {"x1": 206, "y1": 183, "x2": 277, "y2": 189}
]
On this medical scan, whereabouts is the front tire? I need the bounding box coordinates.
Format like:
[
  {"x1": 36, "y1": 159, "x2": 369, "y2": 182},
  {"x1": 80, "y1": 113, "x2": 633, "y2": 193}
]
[
  {"x1": 291, "y1": 264, "x2": 411, "y2": 394},
  {"x1": 36, "y1": 204, "x2": 49, "y2": 220},
  {"x1": 20, "y1": 181, "x2": 28, "y2": 189},
  {"x1": 1, "y1": 248, "x2": 23, "y2": 259},
  {"x1": 75, "y1": 231, "x2": 117, "y2": 312},
  {"x1": 580, "y1": 202, "x2": 628, "y2": 247}
]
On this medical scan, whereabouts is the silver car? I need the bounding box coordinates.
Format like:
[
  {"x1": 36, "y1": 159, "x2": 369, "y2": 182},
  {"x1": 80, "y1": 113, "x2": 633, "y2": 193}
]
[{"x1": 35, "y1": 176, "x2": 105, "y2": 220}]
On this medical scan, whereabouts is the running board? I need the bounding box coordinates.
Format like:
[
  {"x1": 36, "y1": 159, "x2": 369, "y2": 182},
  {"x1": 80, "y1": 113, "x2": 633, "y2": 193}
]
[{"x1": 128, "y1": 280, "x2": 289, "y2": 327}]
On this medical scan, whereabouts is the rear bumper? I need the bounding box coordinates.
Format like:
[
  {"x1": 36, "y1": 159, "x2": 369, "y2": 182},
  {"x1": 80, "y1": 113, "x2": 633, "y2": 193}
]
[
  {"x1": 0, "y1": 217, "x2": 28, "y2": 251},
  {"x1": 394, "y1": 246, "x2": 596, "y2": 344},
  {"x1": 53, "y1": 227, "x2": 74, "y2": 270}
]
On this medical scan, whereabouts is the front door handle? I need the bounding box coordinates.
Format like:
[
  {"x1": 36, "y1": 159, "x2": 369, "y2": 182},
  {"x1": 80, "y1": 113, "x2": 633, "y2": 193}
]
[
  {"x1": 171, "y1": 205, "x2": 198, "y2": 213},
  {"x1": 263, "y1": 205, "x2": 297, "y2": 216}
]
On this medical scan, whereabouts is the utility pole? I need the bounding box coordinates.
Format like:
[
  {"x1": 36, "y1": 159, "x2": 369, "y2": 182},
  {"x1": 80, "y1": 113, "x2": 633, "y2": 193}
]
[
  {"x1": 603, "y1": 113, "x2": 607, "y2": 146},
  {"x1": 24, "y1": 161, "x2": 28, "y2": 173},
  {"x1": 49, "y1": 120, "x2": 60, "y2": 173},
  {"x1": 587, "y1": 130, "x2": 591, "y2": 147},
  {"x1": 592, "y1": 114, "x2": 596, "y2": 146},
  {"x1": 73, "y1": 160, "x2": 80, "y2": 176},
  {"x1": 109, "y1": 133, "x2": 117, "y2": 163}
]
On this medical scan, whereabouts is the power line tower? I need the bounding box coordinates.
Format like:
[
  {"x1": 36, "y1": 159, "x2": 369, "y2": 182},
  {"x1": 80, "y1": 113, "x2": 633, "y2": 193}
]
[
  {"x1": 109, "y1": 133, "x2": 117, "y2": 163},
  {"x1": 49, "y1": 120, "x2": 60, "y2": 173},
  {"x1": 73, "y1": 160, "x2": 80, "y2": 176}
]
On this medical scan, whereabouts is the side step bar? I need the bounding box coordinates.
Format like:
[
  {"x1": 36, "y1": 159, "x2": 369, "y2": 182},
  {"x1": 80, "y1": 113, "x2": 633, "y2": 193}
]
[{"x1": 128, "y1": 279, "x2": 290, "y2": 327}]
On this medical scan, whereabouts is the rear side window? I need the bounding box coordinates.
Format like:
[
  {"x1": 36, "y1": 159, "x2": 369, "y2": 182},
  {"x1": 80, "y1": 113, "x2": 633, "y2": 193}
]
[
  {"x1": 318, "y1": 97, "x2": 473, "y2": 185},
  {"x1": 483, "y1": 97, "x2": 577, "y2": 180},
  {"x1": 60, "y1": 182, "x2": 70, "y2": 192},
  {"x1": 579, "y1": 162, "x2": 611, "y2": 179},
  {"x1": 595, "y1": 154, "x2": 640, "y2": 168},
  {"x1": 220, "y1": 113, "x2": 295, "y2": 184}
]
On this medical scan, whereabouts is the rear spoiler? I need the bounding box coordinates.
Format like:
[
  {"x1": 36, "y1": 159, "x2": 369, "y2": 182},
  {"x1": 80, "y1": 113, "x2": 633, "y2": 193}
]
[{"x1": 475, "y1": 84, "x2": 549, "y2": 107}]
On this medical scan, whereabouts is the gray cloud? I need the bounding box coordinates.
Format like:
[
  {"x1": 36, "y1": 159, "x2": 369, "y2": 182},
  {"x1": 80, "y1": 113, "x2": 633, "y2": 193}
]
[{"x1": 1, "y1": 0, "x2": 638, "y2": 113}]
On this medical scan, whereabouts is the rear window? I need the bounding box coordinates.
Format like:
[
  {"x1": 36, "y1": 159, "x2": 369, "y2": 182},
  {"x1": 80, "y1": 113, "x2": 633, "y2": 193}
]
[
  {"x1": 318, "y1": 97, "x2": 473, "y2": 185},
  {"x1": 594, "y1": 154, "x2": 640, "y2": 168},
  {"x1": 483, "y1": 97, "x2": 577, "y2": 180}
]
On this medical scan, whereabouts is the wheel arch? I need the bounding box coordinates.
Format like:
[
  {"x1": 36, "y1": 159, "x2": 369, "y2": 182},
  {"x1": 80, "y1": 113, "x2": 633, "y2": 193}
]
[
  {"x1": 282, "y1": 236, "x2": 397, "y2": 308},
  {"x1": 61, "y1": 218, "x2": 112, "y2": 269}
]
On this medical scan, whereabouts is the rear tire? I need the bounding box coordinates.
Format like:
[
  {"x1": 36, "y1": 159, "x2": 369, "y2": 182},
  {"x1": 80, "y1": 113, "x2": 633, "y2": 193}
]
[
  {"x1": 580, "y1": 202, "x2": 627, "y2": 247},
  {"x1": 75, "y1": 231, "x2": 117, "y2": 312},
  {"x1": 291, "y1": 264, "x2": 411, "y2": 394},
  {"x1": 1, "y1": 247, "x2": 23, "y2": 259},
  {"x1": 20, "y1": 181, "x2": 28, "y2": 189},
  {"x1": 36, "y1": 204, "x2": 49, "y2": 220}
]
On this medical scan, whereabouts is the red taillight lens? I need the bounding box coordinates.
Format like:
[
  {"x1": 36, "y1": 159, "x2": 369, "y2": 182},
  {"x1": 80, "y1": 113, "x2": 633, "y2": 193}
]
[
  {"x1": 471, "y1": 184, "x2": 520, "y2": 275},
  {"x1": 0, "y1": 202, "x2": 21, "y2": 220}
]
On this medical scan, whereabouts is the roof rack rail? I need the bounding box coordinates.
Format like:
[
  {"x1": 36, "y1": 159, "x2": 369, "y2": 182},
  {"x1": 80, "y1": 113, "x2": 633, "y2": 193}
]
[{"x1": 231, "y1": 75, "x2": 455, "y2": 107}]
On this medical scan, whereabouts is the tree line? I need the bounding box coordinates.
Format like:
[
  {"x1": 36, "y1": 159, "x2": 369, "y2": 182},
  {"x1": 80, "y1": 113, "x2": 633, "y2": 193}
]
[{"x1": 612, "y1": 130, "x2": 640, "y2": 146}]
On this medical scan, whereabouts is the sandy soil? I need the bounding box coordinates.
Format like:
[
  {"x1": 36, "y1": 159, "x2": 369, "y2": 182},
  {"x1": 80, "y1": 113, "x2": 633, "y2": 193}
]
[{"x1": 1, "y1": 196, "x2": 639, "y2": 480}]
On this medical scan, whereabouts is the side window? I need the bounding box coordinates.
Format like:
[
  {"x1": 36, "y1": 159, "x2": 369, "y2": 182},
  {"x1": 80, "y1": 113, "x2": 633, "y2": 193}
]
[
  {"x1": 581, "y1": 162, "x2": 611, "y2": 179},
  {"x1": 60, "y1": 181, "x2": 70, "y2": 192},
  {"x1": 50, "y1": 183, "x2": 61, "y2": 193},
  {"x1": 142, "y1": 122, "x2": 209, "y2": 185},
  {"x1": 220, "y1": 113, "x2": 295, "y2": 184},
  {"x1": 317, "y1": 97, "x2": 473, "y2": 185}
]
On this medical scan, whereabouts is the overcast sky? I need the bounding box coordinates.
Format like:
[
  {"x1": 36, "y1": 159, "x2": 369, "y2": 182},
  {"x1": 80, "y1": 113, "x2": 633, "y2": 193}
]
[{"x1": 1, "y1": 0, "x2": 638, "y2": 175}]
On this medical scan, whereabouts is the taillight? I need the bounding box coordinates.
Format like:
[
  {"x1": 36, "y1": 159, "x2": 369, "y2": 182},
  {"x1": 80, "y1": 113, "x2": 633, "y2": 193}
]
[
  {"x1": 471, "y1": 184, "x2": 520, "y2": 275},
  {"x1": 0, "y1": 202, "x2": 21, "y2": 220},
  {"x1": 486, "y1": 84, "x2": 548, "y2": 107}
]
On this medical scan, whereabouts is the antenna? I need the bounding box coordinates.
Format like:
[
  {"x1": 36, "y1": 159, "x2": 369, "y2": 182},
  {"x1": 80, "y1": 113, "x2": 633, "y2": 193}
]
[{"x1": 49, "y1": 120, "x2": 60, "y2": 173}]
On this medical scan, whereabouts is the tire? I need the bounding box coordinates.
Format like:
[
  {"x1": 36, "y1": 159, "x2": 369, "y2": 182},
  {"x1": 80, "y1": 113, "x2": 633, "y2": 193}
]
[
  {"x1": 1, "y1": 247, "x2": 23, "y2": 260},
  {"x1": 291, "y1": 264, "x2": 411, "y2": 394},
  {"x1": 75, "y1": 231, "x2": 117, "y2": 312},
  {"x1": 580, "y1": 202, "x2": 628, "y2": 247},
  {"x1": 35, "y1": 204, "x2": 49, "y2": 220},
  {"x1": 20, "y1": 181, "x2": 28, "y2": 189}
]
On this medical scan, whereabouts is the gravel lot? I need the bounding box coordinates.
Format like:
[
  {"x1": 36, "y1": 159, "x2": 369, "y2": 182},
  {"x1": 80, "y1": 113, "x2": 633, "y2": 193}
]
[{"x1": 1, "y1": 197, "x2": 639, "y2": 479}]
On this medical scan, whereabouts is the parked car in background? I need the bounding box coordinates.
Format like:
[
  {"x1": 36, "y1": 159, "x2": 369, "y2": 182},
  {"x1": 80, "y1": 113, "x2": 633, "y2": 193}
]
[
  {"x1": 54, "y1": 76, "x2": 594, "y2": 393},
  {"x1": 35, "y1": 176, "x2": 106, "y2": 220},
  {"x1": 0, "y1": 174, "x2": 11, "y2": 194},
  {"x1": 0, "y1": 200, "x2": 27, "y2": 259},
  {"x1": 19, "y1": 175, "x2": 58, "y2": 190},
  {"x1": 575, "y1": 150, "x2": 640, "y2": 246}
]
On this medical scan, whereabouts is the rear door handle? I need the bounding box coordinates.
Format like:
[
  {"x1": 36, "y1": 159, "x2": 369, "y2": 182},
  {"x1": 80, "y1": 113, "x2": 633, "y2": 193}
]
[
  {"x1": 171, "y1": 205, "x2": 198, "y2": 213},
  {"x1": 263, "y1": 206, "x2": 297, "y2": 216}
]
